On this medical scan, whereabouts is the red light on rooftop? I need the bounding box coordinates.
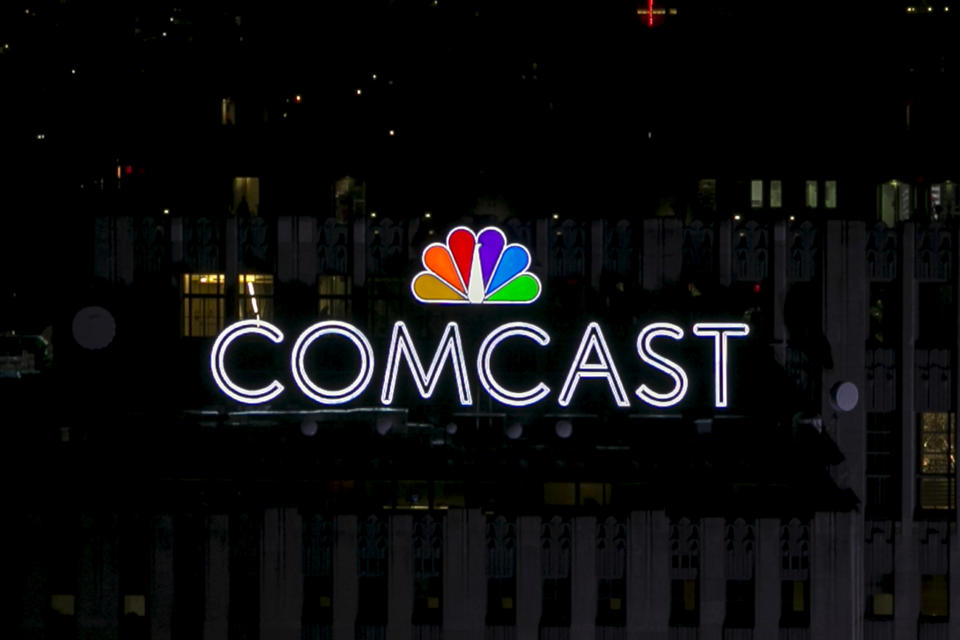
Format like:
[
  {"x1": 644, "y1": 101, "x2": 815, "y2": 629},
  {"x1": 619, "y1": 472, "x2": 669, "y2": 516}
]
[
  {"x1": 124, "y1": 165, "x2": 133, "y2": 175},
  {"x1": 753, "y1": 283, "x2": 762, "y2": 294}
]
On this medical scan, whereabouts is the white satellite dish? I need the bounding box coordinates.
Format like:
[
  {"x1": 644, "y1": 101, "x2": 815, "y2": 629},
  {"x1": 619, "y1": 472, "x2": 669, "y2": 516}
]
[{"x1": 830, "y1": 381, "x2": 859, "y2": 412}]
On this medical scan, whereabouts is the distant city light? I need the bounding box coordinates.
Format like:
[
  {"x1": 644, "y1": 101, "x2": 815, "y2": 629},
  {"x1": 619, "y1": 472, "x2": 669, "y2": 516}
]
[
  {"x1": 370, "y1": 212, "x2": 377, "y2": 218},
  {"x1": 163, "y1": 208, "x2": 170, "y2": 215},
  {"x1": 35, "y1": 133, "x2": 45, "y2": 140},
  {"x1": 294, "y1": 94, "x2": 302, "y2": 103},
  {"x1": 789, "y1": 215, "x2": 796, "y2": 221},
  {"x1": 70, "y1": 69, "x2": 76, "y2": 75},
  {"x1": 552, "y1": 212, "x2": 559, "y2": 220},
  {"x1": 162, "y1": 32, "x2": 167, "y2": 37},
  {"x1": 372, "y1": 74, "x2": 377, "y2": 80},
  {"x1": 424, "y1": 212, "x2": 431, "y2": 219},
  {"x1": 356, "y1": 89, "x2": 362, "y2": 95},
  {"x1": 388, "y1": 129, "x2": 395, "y2": 136},
  {"x1": 733, "y1": 214, "x2": 742, "y2": 221}
]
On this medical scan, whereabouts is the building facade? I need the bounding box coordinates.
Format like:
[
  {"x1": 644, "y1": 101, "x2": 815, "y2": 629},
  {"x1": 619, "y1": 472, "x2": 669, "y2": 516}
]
[{"x1": 10, "y1": 174, "x2": 960, "y2": 640}]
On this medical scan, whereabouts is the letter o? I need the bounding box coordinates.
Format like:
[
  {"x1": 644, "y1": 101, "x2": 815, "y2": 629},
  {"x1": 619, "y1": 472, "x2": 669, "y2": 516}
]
[{"x1": 291, "y1": 321, "x2": 375, "y2": 404}]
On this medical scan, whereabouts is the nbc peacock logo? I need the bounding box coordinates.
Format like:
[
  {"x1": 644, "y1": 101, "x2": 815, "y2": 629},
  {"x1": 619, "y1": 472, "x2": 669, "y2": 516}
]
[{"x1": 411, "y1": 226, "x2": 542, "y2": 304}]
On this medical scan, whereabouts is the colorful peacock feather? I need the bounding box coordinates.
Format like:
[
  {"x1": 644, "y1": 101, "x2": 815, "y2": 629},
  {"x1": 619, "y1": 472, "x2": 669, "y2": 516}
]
[{"x1": 411, "y1": 226, "x2": 542, "y2": 304}]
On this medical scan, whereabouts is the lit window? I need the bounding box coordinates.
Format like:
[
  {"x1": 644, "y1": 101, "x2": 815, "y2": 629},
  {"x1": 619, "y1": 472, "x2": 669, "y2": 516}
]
[
  {"x1": 805, "y1": 181, "x2": 818, "y2": 208},
  {"x1": 544, "y1": 482, "x2": 576, "y2": 506},
  {"x1": 233, "y1": 177, "x2": 260, "y2": 215},
  {"x1": 770, "y1": 180, "x2": 783, "y2": 209},
  {"x1": 221, "y1": 98, "x2": 236, "y2": 125},
  {"x1": 879, "y1": 183, "x2": 898, "y2": 226},
  {"x1": 123, "y1": 595, "x2": 146, "y2": 617},
  {"x1": 780, "y1": 580, "x2": 809, "y2": 627},
  {"x1": 670, "y1": 579, "x2": 699, "y2": 626},
  {"x1": 869, "y1": 575, "x2": 894, "y2": 618},
  {"x1": 825, "y1": 181, "x2": 837, "y2": 209},
  {"x1": 750, "y1": 180, "x2": 764, "y2": 208},
  {"x1": 318, "y1": 275, "x2": 352, "y2": 319},
  {"x1": 919, "y1": 412, "x2": 956, "y2": 510},
  {"x1": 50, "y1": 595, "x2": 75, "y2": 616},
  {"x1": 182, "y1": 274, "x2": 273, "y2": 337},
  {"x1": 920, "y1": 574, "x2": 948, "y2": 617},
  {"x1": 182, "y1": 274, "x2": 225, "y2": 337},
  {"x1": 239, "y1": 274, "x2": 274, "y2": 321}
]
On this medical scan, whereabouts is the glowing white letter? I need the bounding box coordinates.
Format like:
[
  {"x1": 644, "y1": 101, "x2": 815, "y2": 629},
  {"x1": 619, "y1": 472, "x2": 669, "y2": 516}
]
[
  {"x1": 692, "y1": 322, "x2": 750, "y2": 408},
  {"x1": 291, "y1": 321, "x2": 375, "y2": 405},
  {"x1": 381, "y1": 321, "x2": 472, "y2": 405},
  {"x1": 635, "y1": 322, "x2": 689, "y2": 408},
  {"x1": 211, "y1": 319, "x2": 285, "y2": 404},
  {"x1": 558, "y1": 322, "x2": 630, "y2": 408},
  {"x1": 477, "y1": 322, "x2": 551, "y2": 406}
]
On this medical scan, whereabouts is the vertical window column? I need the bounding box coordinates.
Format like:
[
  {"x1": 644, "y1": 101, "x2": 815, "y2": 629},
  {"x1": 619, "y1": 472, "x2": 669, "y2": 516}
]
[
  {"x1": 669, "y1": 518, "x2": 700, "y2": 628},
  {"x1": 302, "y1": 515, "x2": 334, "y2": 633},
  {"x1": 412, "y1": 514, "x2": 443, "y2": 628},
  {"x1": 779, "y1": 519, "x2": 810, "y2": 629},
  {"x1": 540, "y1": 516, "x2": 572, "y2": 630},
  {"x1": 485, "y1": 516, "x2": 517, "y2": 628},
  {"x1": 357, "y1": 515, "x2": 389, "y2": 632},
  {"x1": 596, "y1": 517, "x2": 627, "y2": 628}
]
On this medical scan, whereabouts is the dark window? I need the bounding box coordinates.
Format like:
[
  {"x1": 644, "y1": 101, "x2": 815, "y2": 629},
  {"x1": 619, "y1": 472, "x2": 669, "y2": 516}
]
[
  {"x1": 357, "y1": 516, "x2": 388, "y2": 626},
  {"x1": 302, "y1": 515, "x2": 333, "y2": 629},
  {"x1": 486, "y1": 577, "x2": 516, "y2": 626},
  {"x1": 541, "y1": 577, "x2": 572, "y2": 626},
  {"x1": 596, "y1": 577, "x2": 627, "y2": 626},
  {"x1": 229, "y1": 513, "x2": 260, "y2": 640},
  {"x1": 318, "y1": 275, "x2": 352, "y2": 320},
  {"x1": 866, "y1": 413, "x2": 901, "y2": 517},
  {"x1": 725, "y1": 579, "x2": 755, "y2": 628},
  {"x1": 670, "y1": 579, "x2": 699, "y2": 626},
  {"x1": 918, "y1": 283, "x2": 955, "y2": 348},
  {"x1": 357, "y1": 576, "x2": 388, "y2": 625},
  {"x1": 366, "y1": 277, "x2": 405, "y2": 339},
  {"x1": 412, "y1": 515, "x2": 443, "y2": 626},
  {"x1": 868, "y1": 282, "x2": 899, "y2": 346},
  {"x1": 485, "y1": 515, "x2": 517, "y2": 627}
]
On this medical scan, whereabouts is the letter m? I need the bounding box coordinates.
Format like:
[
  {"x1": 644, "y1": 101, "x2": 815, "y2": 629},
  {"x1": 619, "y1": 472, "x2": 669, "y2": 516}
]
[{"x1": 381, "y1": 321, "x2": 472, "y2": 405}]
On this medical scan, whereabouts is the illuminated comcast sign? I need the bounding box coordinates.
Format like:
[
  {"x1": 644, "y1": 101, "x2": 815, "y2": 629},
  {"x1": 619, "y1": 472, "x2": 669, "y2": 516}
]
[{"x1": 210, "y1": 227, "x2": 749, "y2": 409}]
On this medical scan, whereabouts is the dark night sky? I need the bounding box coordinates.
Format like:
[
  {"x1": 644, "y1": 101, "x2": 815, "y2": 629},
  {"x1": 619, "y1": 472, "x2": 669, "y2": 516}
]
[{"x1": 1, "y1": 0, "x2": 957, "y2": 332}]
